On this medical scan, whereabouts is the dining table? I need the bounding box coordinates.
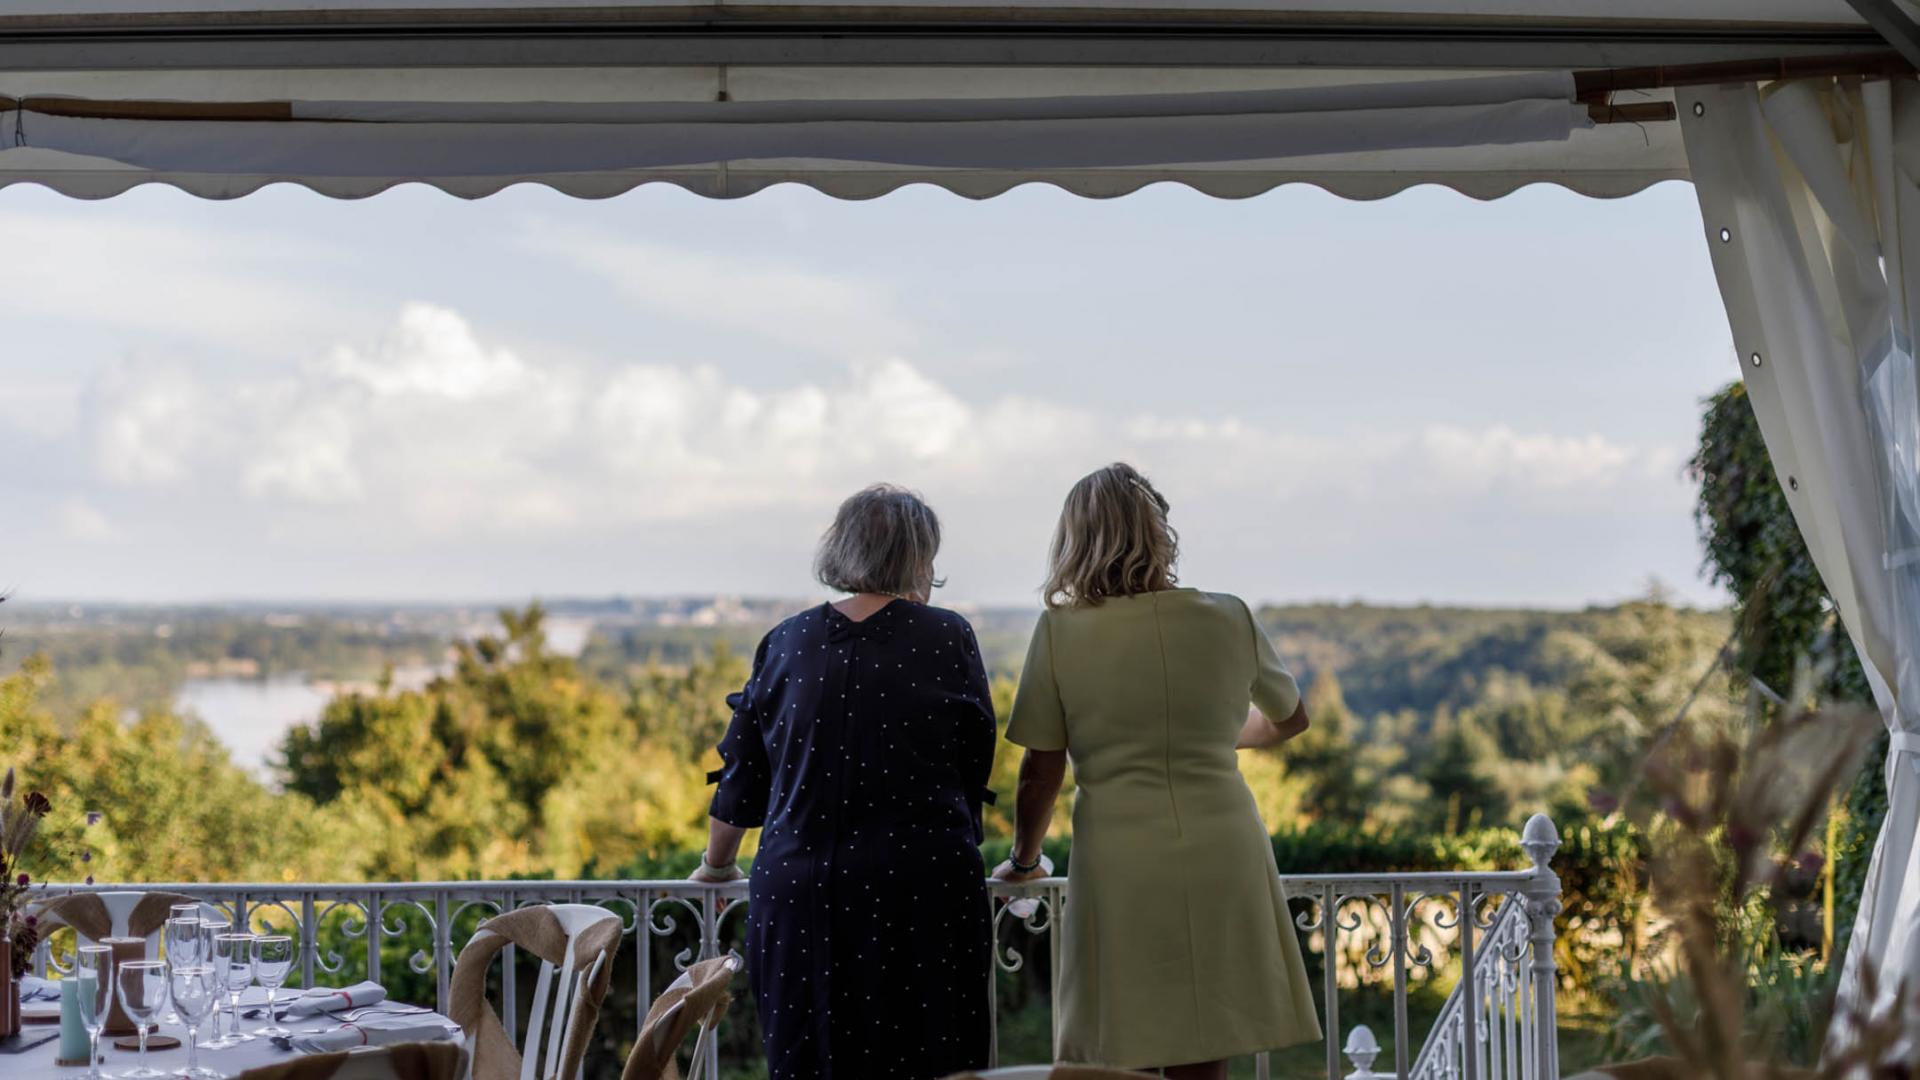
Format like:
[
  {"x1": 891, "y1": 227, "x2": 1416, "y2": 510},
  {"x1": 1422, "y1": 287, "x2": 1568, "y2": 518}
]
[{"x1": 1, "y1": 985, "x2": 463, "y2": 1079}]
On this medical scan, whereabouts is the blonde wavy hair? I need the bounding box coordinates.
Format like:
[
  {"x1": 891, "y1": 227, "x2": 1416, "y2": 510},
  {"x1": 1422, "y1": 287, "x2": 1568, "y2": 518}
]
[{"x1": 1042, "y1": 463, "x2": 1180, "y2": 609}]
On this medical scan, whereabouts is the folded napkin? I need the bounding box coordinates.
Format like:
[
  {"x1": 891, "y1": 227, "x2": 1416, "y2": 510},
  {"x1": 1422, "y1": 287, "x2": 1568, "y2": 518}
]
[
  {"x1": 289, "y1": 1017, "x2": 456, "y2": 1054},
  {"x1": 19, "y1": 975, "x2": 60, "y2": 1002},
  {"x1": 282, "y1": 982, "x2": 387, "y2": 1018}
]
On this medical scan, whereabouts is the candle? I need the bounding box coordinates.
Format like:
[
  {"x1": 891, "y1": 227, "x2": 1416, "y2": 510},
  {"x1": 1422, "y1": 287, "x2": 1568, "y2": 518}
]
[
  {"x1": 58, "y1": 976, "x2": 93, "y2": 1065},
  {"x1": 100, "y1": 937, "x2": 146, "y2": 1036}
]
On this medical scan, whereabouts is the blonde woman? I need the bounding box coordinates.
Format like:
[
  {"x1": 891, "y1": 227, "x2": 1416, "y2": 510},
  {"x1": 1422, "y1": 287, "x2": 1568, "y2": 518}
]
[{"x1": 993, "y1": 463, "x2": 1320, "y2": 1079}]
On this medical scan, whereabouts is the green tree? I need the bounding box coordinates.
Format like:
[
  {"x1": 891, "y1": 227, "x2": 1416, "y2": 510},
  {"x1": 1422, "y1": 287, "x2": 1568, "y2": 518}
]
[
  {"x1": 1688, "y1": 380, "x2": 1885, "y2": 955},
  {"x1": 281, "y1": 605, "x2": 727, "y2": 880},
  {"x1": 1419, "y1": 709, "x2": 1505, "y2": 834},
  {"x1": 0, "y1": 655, "x2": 366, "y2": 884},
  {"x1": 1285, "y1": 669, "x2": 1370, "y2": 823}
]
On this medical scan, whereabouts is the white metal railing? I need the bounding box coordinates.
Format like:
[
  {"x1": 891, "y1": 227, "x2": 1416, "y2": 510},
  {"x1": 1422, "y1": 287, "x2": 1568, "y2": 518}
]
[{"x1": 33, "y1": 814, "x2": 1562, "y2": 1080}]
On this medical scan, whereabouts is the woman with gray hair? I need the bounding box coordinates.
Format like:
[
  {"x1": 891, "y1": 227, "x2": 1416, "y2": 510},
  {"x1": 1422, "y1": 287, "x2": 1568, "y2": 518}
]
[{"x1": 693, "y1": 484, "x2": 996, "y2": 1080}]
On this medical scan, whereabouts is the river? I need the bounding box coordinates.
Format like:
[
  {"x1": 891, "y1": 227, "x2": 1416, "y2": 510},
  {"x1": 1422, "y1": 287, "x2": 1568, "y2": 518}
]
[{"x1": 174, "y1": 675, "x2": 333, "y2": 780}]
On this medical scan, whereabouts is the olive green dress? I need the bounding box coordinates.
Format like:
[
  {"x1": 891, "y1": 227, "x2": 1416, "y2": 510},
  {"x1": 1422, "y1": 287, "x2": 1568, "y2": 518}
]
[{"x1": 1006, "y1": 588, "x2": 1322, "y2": 1068}]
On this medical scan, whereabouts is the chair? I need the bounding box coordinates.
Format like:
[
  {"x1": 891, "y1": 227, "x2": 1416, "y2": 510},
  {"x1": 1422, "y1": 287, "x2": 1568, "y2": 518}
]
[
  {"x1": 619, "y1": 953, "x2": 740, "y2": 1080},
  {"x1": 232, "y1": 1040, "x2": 468, "y2": 1080},
  {"x1": 447, "y1": 903, "x2": 623, "y2": 1080},
  {"x1": 31, "y1": 890, "x2": 216, "y2": 951}
]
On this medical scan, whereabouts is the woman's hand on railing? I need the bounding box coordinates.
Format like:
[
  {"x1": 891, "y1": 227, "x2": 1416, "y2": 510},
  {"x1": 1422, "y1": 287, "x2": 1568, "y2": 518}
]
[
  {"x1": 689, "y1": 857, "x2": 746, "y2": 884},
  {"x1": 693, "y1": 819, "x2": 749, "y2": 883},
  {"x1": 990, "y1": 854, "x2": 1053, "y2": 884}
]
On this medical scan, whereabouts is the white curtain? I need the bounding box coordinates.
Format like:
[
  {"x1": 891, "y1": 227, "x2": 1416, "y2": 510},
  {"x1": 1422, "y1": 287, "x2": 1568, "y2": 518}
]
[{"x1": 1681, "y1": 78, "x2": 1920, "y2": 1037}]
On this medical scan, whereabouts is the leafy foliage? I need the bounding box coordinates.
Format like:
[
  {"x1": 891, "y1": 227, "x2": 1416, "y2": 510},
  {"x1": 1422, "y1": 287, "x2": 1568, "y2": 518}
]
[
  {"x1": 1687, "y1": 380, "x2": 1886, "y2": 957},
  {"x1": 281, "y1": 604, "x2": 738, "y2": 880}
]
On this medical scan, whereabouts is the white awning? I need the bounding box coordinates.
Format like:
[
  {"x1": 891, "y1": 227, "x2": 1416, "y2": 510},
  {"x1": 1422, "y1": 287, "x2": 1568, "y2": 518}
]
[
  {"x1": 0, "y1": 66, "x2": 1685, "y2": 201},
  {"x1": 0, "y1": 0, "x2": 1881, "y2": 201}
]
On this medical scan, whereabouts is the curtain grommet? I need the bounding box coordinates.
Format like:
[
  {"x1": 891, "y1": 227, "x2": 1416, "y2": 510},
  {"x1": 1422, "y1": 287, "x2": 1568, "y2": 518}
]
[
  {"x1": 1719, "y1": 228, "x2": 1733, "y2": 243},
  {"x1": 1789, "y1": 476, "x2": 1800, "y2": 491},
  {"x1": 1693, "y1": 102, "x2": 1706, "y2": 117},
  {"x1": 1750, "y1": 352, "x2": 1763, "y2": 368}
]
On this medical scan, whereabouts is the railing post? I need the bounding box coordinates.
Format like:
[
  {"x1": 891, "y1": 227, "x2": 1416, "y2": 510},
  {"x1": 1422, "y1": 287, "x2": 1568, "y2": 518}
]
[
  {"x1": 366, "y1": 891, "x2": 383, "y2": 986},
  {"x1": 435, "y1": 889, "x2": 452, "y2": 1016},
  {"x1": 1459, "y1": 882, "x2": 1477, "y2": 1080},
  {"x1": 635, "y1": 886, "x2": 651, "y2": 1045},
  {"x1": 704, "y1": 888, "x2": 722, "y2": 1080},
  {"x1": 1519, "y1": 814, "x2": 1562, "y2": 1080},
  {"x1": 1322, "y1": 884, "x2": 1340, "y2": 1080},
  {"x1": 502, "y1": 889, "x2": 519, "y2": 1048},
  {"x1": 301, "y1": 893, "x2": 317, "y2": 990},
  {"x1": 1389, "y1": 883, "x2": 1409, "y2": 1080},
  {"x1": 986, "y1": 888, "x2": 1000, "y2": 1069}
]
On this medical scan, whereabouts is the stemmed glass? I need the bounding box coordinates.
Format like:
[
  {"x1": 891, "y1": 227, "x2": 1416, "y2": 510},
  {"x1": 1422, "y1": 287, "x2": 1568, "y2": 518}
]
[
  {"x1": 169, "y1": 965, "x2": 226, "y2": 1080},
  {"x1": 250, "y1": 936, "x2": 294, "y2": 1038},
  {"x1": 195, "y1": 918, "x2": 232, "y2": 1047},
  {"x1": 206, "y1": 934, "x2": 256, "y2": 1048},
  {"x1": 115, "y1": 960, "x2": 170, "y2": 1080},
  {"x1": 162, "y1": 915, "x2": 202, "y2": 1024},
  {"x1": 73, "y1": 945, "x2": 114, "y2": 1080}
]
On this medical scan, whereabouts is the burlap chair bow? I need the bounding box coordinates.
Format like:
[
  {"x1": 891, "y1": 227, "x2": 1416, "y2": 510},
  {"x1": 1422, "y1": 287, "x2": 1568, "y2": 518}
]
[
  {"x1": 31, "y1": 890, "x2": 203, "y2": 942},
  {"x1": 232, "y1": 1040, "x2": 467, "y2": 1080},
  {"x1": 619, "y1": 954, "x2": 739, "y2": 1080},
  {"x1": 448, "y1": 904, "x2": 623, "y2": 1080}
]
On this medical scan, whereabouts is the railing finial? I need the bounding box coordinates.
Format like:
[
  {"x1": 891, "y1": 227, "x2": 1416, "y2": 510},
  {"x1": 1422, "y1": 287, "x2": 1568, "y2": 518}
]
[
  {"x1": 1344, "y1": 1024, "x2": 1386, "y2": 1078},
  {"x1": 1519, "y1": 812, "x2": 1560, "y2": 873}
]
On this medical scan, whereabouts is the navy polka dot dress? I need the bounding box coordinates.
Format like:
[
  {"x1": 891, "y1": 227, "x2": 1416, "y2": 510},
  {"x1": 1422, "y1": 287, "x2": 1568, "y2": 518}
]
[{"x1": 709, "y1": 599, "x2": 996, "y2": 1080}]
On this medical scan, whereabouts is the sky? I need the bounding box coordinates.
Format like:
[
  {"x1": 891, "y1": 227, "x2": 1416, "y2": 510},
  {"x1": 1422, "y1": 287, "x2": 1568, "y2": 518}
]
[{"x1": 0, "y1": 178, "x2": 1742, "y2": 609}]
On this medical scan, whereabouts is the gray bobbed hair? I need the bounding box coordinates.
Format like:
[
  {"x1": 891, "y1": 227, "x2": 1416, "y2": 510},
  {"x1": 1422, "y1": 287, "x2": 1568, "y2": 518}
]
[{"x1": 814, "y1": 484, "x2": 944, "y2": 598}]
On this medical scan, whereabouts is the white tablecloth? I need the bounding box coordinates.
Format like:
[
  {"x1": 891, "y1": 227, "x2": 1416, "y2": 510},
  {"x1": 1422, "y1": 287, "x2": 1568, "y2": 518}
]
[{"x1": 1, "y1": 986, "x2": 461, "y2": 1078}]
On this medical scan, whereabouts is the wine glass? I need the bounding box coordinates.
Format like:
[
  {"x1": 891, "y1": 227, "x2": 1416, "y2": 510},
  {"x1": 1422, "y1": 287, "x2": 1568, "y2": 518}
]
[
  {"x1": 208, "y1": 934, "x2": 256, "y2": 1047},
  {"x1": 250, "y1": 936, "x2": 294, "y2": 1038},
  {"x1": 194, "y1": 918, "x2": 231, "y2": 1045},
  {"x1": 168, "y1": 965, "x2": 226, "y2": 1080},
  {"x1": 115, "y1": 959, "x2": 170, "y2": 1080},
  {"x1": 161, "y1": 916, "x2": 202, "y2": 1024},
  {"x1": 74, "y1": 945, "x2": 114, "y2": 1080}
]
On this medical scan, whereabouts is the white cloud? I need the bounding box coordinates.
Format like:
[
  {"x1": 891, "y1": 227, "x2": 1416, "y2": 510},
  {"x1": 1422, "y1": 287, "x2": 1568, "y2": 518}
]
[
  {"x1": 55, "y1": 497, "x2": 115, "y2": 543},
  {"x1": 242, "y1": 403, "x2": 364, "y2": 504},
  {"x1": 0, "y1": 209, "x2": 359, "y2": 355},
  {"x1": 31, "y1": 300, "x2": 1701, "y2": 604},
  {"x1": 1412, "y1": 425, "x2": 1668, "y2": 494},
  {"x1": 520, "y1": 225, "x2": 920, "y2": 358},
  {"x1": 84, "y1": 362, "x2": 207, "y2": 488},
  {"x1": 326, "y1": 303, "x2": 537, "y2": 401},
  {"x1": 88, "y1": 302, "x2": 1682, "y2": 532}
]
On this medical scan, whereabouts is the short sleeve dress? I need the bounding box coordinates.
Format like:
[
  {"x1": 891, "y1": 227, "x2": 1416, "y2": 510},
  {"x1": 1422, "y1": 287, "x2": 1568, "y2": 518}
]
[
  {"x1": 709, "y1": 599, "x2": 997, "y2": 1080},
  {"x1": 1006, "y1": 588, "x2": 1321, "y2": 1068}
]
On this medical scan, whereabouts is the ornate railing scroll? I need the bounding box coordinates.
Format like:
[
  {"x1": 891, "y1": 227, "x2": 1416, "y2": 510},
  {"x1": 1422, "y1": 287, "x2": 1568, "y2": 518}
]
[{"x1": 31, "y1": 814, "x2": 1561, "y2": 1080}]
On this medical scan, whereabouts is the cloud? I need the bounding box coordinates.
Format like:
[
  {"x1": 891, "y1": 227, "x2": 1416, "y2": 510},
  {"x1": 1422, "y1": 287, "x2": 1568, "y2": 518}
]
[
  {"x1": 83, "y1": 361, "x2": 207, "y2": 488},
  {"x1": 40, "y1": 302, "x2": 1699, "y2": 603},
  {"x1": 326, "y1": 303, "x2": 538, "y2": 401},
  {"x1": 70, "y1": 302, "x2": 1684, "y2": 522},
  {"x1": 55, "y1": 497, "x2": 115, "y2": 543},
  {"x1": 520, "y1": 225, "x2": 921, "y2": 358},
  {"x1": 1412, "y1": 425, "x2": 1675, "y2": 495},
  {"x1": 0, "y1": 208, "x2": 359, "y2": 355}
]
